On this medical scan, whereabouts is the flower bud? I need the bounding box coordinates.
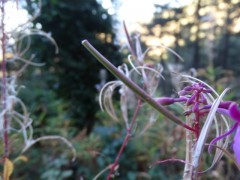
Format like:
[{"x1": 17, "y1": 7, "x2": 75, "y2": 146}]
[
  {"x1": 218, "y1": 101, "x2": 233, "y2": 109},
  {"x1": 155, "y1": 97, "x2": 174, "y2": 106},
  {"x1": 229, "y1": 103, "x2": 240, "y2": 123},
  {"x1": 178, "y1": 90, "x2": 187, "y2": 96}
]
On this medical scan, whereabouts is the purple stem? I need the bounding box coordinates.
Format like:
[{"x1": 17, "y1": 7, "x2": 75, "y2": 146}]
[
  {"x1": 208, "y1": 122, "x2": 238, "y2": 153},
  {"x1": 107, "y1": 99, "x2": 142, "y2": 179}
]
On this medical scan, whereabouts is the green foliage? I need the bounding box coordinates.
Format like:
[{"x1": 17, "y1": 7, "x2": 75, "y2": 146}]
[
  {"x1": 14, "y1": 1, "x2": 122, "y2": 178},
  {"x1": 87, "y1": 93, "x2": 239, "y2": 179},
  {"x1": 87, "y1": 111, "x2": 185, "y2": 179},
  {"x1": 25, "y1": 0, "x2": 122, "y2": 133},
  {"x1": 40, "y1": 155, "x2": 73, "y2": 180}
]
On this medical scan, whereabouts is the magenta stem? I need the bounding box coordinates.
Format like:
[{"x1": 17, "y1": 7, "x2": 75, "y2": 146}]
[
  {"x1": 106, "y1": 99, "x2": 142, "y2": 179},
  {"x1": 1, "y1": 0, "x2": 8, "y2": 159}
]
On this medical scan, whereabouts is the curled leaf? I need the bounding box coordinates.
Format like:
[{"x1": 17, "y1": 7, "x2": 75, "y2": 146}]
[
  {"x1": 3, "y1": 158, "x2": 14, "y2": 180},
  {"x1": 13, "y1": 155, "x2": 28, "y2": 163}
]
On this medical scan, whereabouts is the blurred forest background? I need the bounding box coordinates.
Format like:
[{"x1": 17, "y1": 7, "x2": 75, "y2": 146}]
[{"x1": 9, "y1": 0, "x2": 240, "y2": 179}]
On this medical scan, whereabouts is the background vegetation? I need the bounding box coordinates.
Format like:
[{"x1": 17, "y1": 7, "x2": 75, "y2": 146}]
[{"x1": 7, "y1": 0, "x2": 240, "y2": 179}]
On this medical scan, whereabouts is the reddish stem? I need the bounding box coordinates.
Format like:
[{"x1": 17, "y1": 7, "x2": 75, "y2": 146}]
[
  {"x1": 194, "y1": 92, "x2": 202, "y2": 139},
  {"x1": 150, "y1": 158, "x2": 194, "y2": 168},
  {"x1": 1, "y1": 0, "x2": 8, "y2": 158},
  {"x1": 107, "y1": 99, "x2": 142, "y2": 179}
]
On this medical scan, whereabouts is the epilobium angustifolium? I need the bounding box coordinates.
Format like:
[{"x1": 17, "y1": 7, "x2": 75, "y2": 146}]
[
  {"x1": 209, "y1": 102, "x2": 240, "y2": 164},
  {"x1": 82, "y1": 23, "x2": 239, "y2": 179},
  {"x1": 0, "y1": 1, "x2": 75, "y2": 177}
]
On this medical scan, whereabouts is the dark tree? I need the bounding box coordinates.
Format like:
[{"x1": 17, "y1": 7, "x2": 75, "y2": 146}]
[
  {"x1": 25, "y1": 0, "x2": 121, "y2": 134},
  {"x1": 191, "y1": 0, "x2": 202, "y2": 69}
]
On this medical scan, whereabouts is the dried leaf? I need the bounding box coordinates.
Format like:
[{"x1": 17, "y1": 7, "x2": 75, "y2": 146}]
[
  {"x1": 3, "y1": 158, "x2": 14, "y2": 180},
  {"x1": 13, "y1": 155, "x2": 28, "y2": 163}
]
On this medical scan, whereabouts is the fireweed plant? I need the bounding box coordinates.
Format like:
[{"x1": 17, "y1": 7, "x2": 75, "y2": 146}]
[
  {"x1": 0, "y1": 0, "x2": 75, "y2": 178},
  {"x1": 82, "y1": 23, "x2": 240, "y2": 179}
]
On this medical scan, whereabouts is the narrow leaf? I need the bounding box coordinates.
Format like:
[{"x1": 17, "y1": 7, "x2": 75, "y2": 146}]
[{"x1": 82, "y1": 40, "x2": 195, "y2": 132}]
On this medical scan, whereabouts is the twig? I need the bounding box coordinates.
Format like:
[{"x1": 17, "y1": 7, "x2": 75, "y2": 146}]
[{"x1": 106, "y1": 99, "x2": 141, "y2": 179}]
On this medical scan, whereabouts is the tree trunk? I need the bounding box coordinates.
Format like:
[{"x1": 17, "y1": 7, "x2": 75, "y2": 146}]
[
  {"x1": 192, "y1": 0, "x2": 201, "y2": 69},
  {"x1": 221, "y1": 7, "x2": 231, "y2": 69}
]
